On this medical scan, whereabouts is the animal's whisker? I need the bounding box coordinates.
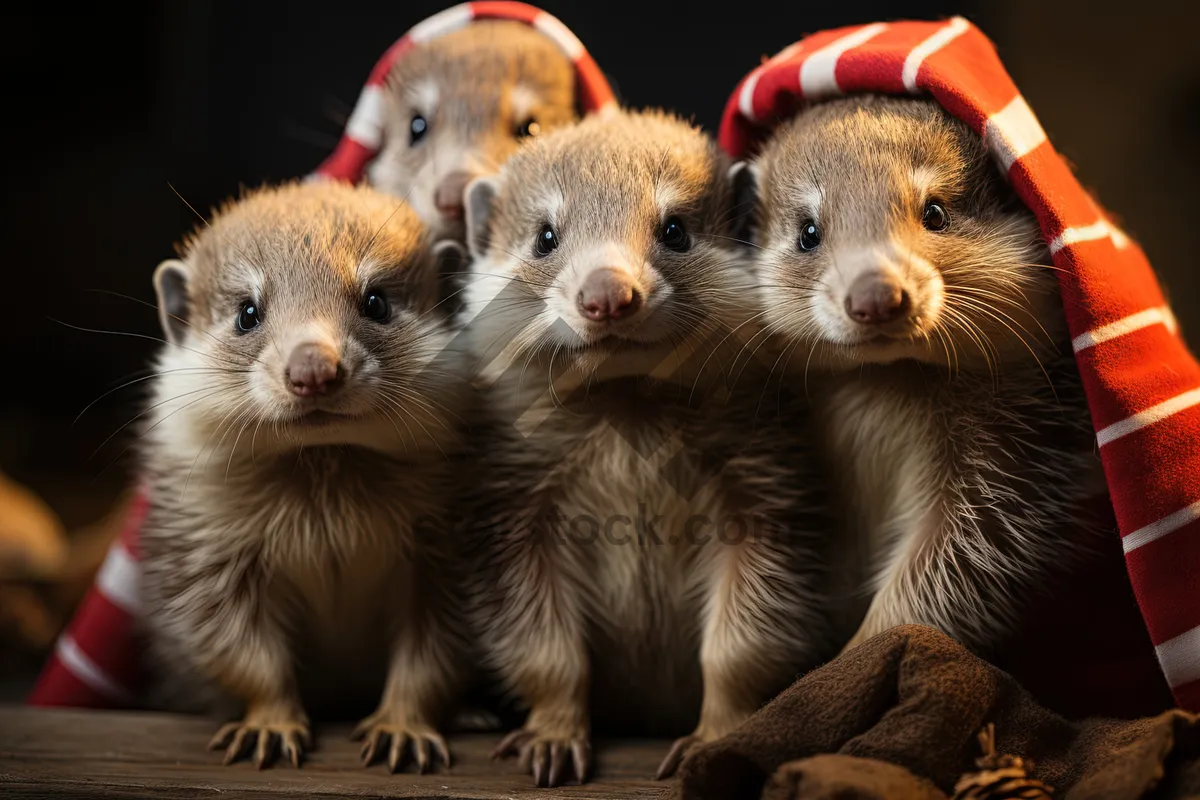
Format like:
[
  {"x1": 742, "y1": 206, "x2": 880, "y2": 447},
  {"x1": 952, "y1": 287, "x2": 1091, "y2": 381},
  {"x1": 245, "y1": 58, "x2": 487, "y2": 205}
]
[
  {"x1": 439, "y1": 271, "x2": 555, "y2": 290},
  {"x1": 74, "y1": 367, "x2": 251, "y2": 426},
  {"x1": 50, "y1": 318, "x2": 253, "y2": 372},
  {"x1": 91, "y1": 384, "x2": 235, "y2": 462},
  {"x1": 948, "y1": 296, "x2": 1058, "y2": 402},
  {"x1": 80, "y1": 288, "x2": 271, "y2": 368},
  {"x1": 96, "y1": 385, "x2": 233, "y2": 482},
  {"x1": 692, "y1": 232, "x2": 764, "y2": 250}
]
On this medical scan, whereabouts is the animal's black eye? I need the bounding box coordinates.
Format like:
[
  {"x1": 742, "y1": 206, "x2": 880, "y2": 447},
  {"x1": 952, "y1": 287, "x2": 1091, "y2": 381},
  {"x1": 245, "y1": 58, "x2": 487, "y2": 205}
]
[
  {"x1": 798, "y1": 219, "x2": 821, "y2": 251},
  {"x1": 236, "y1": 300, "x2": 261, "y2": 333},
  {"x1": 410, "y1": 114, "x2": 428, "y2": 145},
  {"x1": 923, "y1": 201, "x2": 949, "y2": 232},
  {"x1": 534, "y1": 223, "x2": 559, "y2": 257},
  {"x1": 660, "y1": 217, "x2": 690, "y2": 252},
  {"x1": 515, "y1": 118, "x2": 541, "y2": 139},
  {"x1": 362, "y1": 289, "x2": 391, "y2": 322}
]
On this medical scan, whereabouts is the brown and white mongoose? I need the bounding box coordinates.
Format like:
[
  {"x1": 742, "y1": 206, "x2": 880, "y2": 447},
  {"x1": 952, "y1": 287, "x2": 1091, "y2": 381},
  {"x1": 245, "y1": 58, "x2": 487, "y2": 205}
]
[
  {"x1": 366, "y1": 20, "x2": 585, "y2": 241},
  {"x1": 459, "y1": 108, "x2": 835, "y2": 787},
  {"x1": 738, "y1": 95, "x2": 1107, "y2": 659},
  {"x1": 138, "y1": 180, "x2": 471, "y2": 772}
]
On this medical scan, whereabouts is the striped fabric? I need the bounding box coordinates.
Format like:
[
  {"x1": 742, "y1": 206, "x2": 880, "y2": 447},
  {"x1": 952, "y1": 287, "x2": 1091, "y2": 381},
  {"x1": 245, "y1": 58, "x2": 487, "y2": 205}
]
[
  {"x1": 312, "y1": 0, "x2": 618, "y2": 184},
  {"x1": 718, "y1": 18, "x2": 1200, "y2": 711},
  {"x1": 27, "y1": 490, "x2": 147, "y2": 707},
  {"x1": 25, "y1": 1, "x2": 614, "y2": 711}
]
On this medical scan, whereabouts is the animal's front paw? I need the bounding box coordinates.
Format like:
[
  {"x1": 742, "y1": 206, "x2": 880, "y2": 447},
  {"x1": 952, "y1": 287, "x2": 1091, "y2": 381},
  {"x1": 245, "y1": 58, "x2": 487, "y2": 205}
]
[
  {"x1": 657, "y1": 713, "x2": 750, "y2": 780},
  {"x1": 655, "y1": 732, "x2": 712, "y2": 780},
  {"x1": 208, "y1": 701, "x2": 311, "y2": 769},
  {"x1": 351, "y1": 711, "x2": 450, "y2": 774},
  {"x1": 493, "y1": 723, "x2": 592, "y2": 788}
]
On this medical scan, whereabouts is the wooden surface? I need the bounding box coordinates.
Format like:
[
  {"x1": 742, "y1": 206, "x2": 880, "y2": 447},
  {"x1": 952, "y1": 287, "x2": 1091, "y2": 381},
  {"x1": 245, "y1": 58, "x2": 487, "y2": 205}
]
[{"x1": 0, "y1": 706, "x2": 677, "y2": 799}]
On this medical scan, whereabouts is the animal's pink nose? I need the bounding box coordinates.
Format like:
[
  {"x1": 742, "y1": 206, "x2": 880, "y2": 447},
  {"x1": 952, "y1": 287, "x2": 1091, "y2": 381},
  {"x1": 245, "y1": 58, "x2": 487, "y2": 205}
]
[
  {"x1": 576, "y1": 267, "x2": 642, "y2": 322},
  {"x1": 844, "y1": 271, "x2": 910, "y2": 325},
  {"x1": 434, "y1": 171, "x2": 473, "y2": 219},
  {"x1": 286, "y1": 342, "x2": 343, "y2": 396}
]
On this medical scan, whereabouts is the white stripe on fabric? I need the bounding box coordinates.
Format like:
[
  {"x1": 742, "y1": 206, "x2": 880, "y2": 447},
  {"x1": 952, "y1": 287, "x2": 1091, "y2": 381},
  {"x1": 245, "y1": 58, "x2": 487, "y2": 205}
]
[
  {"x1": 533, "y1": 11, "x2": 586, "y2": 60},
  {"x1": 1096, "y1": 387, "x2": 1200, "y2": 447},
  {"x1": 1049, "y1": 220, "x2": 1131, "y2": 254},
  {"x1": 56, "y1": 635, "x2": 131, "y2": 702},
  {"x1": 738, "y1": 42, "x2": 805, "y2": 123},
  {"x1": 1123, "y1": 500, "x2": 1200, "y2": 553},
  {"x1": 738, "y1": 69, "x2": 765, "y2": 122},
  {"x1": 1073, "y1": 307, "x2": 1177, "y2": 353},
  {"x1": 798, "y1": 23, "x2": 888, "y2": 98},
  {"x1": 95, "y1": 543, "x2": 141, "y2": 616},
  {"x1": 902, "y1": 16, "x2": 971, "y2": 92},
  {"x1": 408, "y1": 3, "x2": 473, "y2": 43},
  {"x1": 984, "y1": 95, "x2": 1047, "y2": 172},
  {"x1": 1156, "y1": 624, "x2": 1200, "y2": 689},
  {"x1": 343, "y1": 85, "x2": 387, "y2": 151}
]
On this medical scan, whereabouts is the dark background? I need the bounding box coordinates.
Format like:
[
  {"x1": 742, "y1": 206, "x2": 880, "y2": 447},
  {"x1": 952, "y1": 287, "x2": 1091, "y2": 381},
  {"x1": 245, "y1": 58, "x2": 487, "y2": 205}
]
[{"x1": 2, "y1": 1, "x2": 1198, "y2": 687}]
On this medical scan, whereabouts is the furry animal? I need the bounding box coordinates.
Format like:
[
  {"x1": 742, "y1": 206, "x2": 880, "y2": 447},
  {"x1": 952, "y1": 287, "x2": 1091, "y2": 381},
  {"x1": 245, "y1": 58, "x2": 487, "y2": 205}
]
[
  {"x1": 738, "y1": 95, "x2": 1107, "y2": 656},
  {"x1": 138, "y1": 181, "x2": 472, "y2": 772},
  {"x1": 369, "y1": 20, "x2": 580, "y2": 241},
  {"x1": 459, "y1": 109, "x2": 834, "y2": 787}
]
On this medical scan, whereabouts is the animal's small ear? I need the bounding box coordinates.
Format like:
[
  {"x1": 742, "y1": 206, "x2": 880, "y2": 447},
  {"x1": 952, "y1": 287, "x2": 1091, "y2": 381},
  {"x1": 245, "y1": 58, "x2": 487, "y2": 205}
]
[
  {"x1": 464, "y1": 176, "x2": 500, "y2": 261},
  {"x1": 728, "y1": 160, "x2": 760, "y2": 247},
  {"x1": 152, "y1": 259, "x2": 191, "y2": 345},
  {"x1": 431, "y1": 239, "x2": 469, "y2": 321}
]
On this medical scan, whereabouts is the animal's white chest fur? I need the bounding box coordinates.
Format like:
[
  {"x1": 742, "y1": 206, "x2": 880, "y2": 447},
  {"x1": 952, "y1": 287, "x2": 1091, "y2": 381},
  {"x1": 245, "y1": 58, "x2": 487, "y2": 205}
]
[
  {"x1": 139, "y1": 439, "x2": 456, "y2": 714},
  {"x1": 554, "y1": 422, "x2": 726, "y2": 641},
  {"x1": 262, "y1": 495, "x2": 409, "y2": 634},
  {"x1": 544, "y1": 421, "x2": 730, "y2": 729},
  {"x1": 822, "y1": 380, "x2": 945, "y2": 624},
  {"x1": 160, "y1": 450, "x2": 432, "y2": 642}
]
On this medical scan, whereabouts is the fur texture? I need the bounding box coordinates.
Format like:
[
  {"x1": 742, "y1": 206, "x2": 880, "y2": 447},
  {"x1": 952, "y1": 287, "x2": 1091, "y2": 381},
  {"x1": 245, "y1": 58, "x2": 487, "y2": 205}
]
[
  {"x1": 459, "y1": 109, "x2": 834, "y2": 787},
  {"x1": 743, "y1": 96, "x2": 1107, "y2": 655},
  {"x1": 138, "y1": 181, "x2": 471, "y2": 772},
  {"x1": 369, "y1": 20, "x2": 579, "y2": 240}
]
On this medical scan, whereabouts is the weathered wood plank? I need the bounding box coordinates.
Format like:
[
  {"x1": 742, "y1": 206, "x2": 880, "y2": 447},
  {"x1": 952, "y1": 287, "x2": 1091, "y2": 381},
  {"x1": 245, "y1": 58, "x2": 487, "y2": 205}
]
[{"x1": 0, "y1": 706, "x2": 677, "y2": 799}]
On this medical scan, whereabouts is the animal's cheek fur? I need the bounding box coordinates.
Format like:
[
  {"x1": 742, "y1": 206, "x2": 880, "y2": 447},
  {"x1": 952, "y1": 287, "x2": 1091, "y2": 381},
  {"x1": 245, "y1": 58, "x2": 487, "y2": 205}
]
[
  {"x1": 541, "y1": 281, "x2": 589, "y2": 340},
  {"x1": 753, "y1": 254, "x2": 821, "y2": 342},
  {"x1": 515, "y1": 255, "x2": 558, "y2": 296},
  {"x1": 157, "y1": 345, "x2": 236, "y2": 423},
  {"x1": 366, "y1": 143, "x2": 417, "y2": 195},
  {"x1": 377, "y1": 154, "x2": 442, "y2": 227},
  {"x1": 244, "y1": 358, "x2": 289, "y2": 418},
  {"x1": 336, "y1": 335, "x2": 371, "y2": 381},
  {"x1": 459, "y1": 255, "x2": 539, "y2": 347},
  {"x1": 931, "y1": 233, "x2": 1025, "y2": 300},
  {"x1": 223, "y1": 335, "x2": 302, "y2": 419},
  {"x1": 926, "y1": 232, "x2": 977, "y2": 267},
  {"x1": 909, "y1": 270, "x2": 947, "y2": 336}
]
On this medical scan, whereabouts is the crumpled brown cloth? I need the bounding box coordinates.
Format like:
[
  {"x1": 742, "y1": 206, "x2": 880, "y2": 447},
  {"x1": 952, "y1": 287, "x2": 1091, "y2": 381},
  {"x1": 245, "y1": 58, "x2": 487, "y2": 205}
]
[{"x1": 677, "y1": 625, "x2": 1200, "y2": 800}]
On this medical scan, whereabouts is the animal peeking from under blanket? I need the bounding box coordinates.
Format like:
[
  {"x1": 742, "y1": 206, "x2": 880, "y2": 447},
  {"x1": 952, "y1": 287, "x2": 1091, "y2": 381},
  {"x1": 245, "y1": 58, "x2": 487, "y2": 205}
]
[
  {"x1": 735, "y1": 92, "x2": 1104, "y2": 656},
  {"x1": 312, "y1": 2, "x2": 617, "y2": 242},
  {"x1": 719, "y1": 19, "x2": 1193, "y2": 722}
]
